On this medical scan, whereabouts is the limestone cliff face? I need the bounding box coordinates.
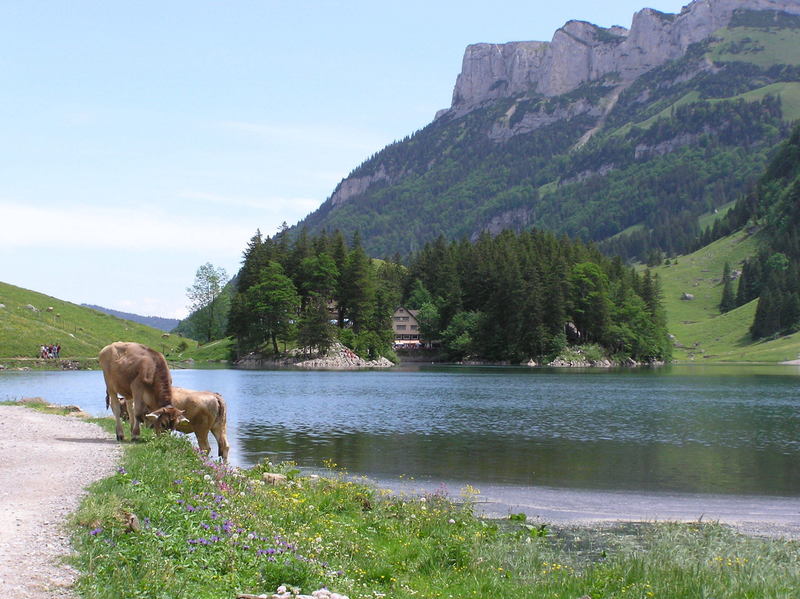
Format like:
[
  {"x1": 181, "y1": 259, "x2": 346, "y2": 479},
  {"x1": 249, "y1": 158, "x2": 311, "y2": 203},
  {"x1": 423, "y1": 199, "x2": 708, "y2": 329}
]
[
  {"x1": 329, "y1": 165, "x2": 390, "y2": 207},
  {"x1": 448, "y1": 0, "x2": 800, "y2": 111}
]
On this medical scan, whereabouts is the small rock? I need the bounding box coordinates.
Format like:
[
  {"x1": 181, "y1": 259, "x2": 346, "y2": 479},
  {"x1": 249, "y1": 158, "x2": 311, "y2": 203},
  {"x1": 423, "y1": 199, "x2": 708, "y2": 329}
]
[
  {"x1": 262, "y1": 473, "x2": 288, "y2": 485},
  {"x1": 125, "y1": 513, "x2": 141, "y2": 533}
]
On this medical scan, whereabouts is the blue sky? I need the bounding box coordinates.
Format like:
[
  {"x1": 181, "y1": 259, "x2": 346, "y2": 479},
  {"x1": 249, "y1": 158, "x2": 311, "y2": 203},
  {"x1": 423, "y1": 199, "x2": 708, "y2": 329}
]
[{"x1": 0, "y1": 0, "x2": 686, "y2": 319}]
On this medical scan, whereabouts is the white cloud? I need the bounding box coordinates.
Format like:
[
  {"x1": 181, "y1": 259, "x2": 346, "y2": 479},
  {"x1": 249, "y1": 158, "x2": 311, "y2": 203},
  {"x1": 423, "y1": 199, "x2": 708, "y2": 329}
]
[{"x1": 0, "y1": 201, "x2": 250, "y2": 253}]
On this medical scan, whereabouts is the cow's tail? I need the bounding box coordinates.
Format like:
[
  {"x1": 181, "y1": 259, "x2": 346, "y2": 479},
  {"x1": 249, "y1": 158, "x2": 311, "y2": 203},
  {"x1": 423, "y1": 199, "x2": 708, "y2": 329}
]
[{"x1": 216, "y1": 393, "x2": 226, "y2": 424}]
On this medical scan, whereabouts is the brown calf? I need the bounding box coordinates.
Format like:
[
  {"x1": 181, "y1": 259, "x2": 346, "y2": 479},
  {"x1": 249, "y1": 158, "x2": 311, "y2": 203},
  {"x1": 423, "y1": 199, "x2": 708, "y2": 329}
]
[{"x1": 145, "y1": 386, "x2": 229, "y2": 460}]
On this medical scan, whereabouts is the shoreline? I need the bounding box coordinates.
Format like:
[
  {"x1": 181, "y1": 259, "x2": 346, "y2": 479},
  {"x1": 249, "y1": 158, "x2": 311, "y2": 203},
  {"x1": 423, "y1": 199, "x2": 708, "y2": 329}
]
[{"x1": 370, "y1": 476, "x2": 800, "y2": 540}]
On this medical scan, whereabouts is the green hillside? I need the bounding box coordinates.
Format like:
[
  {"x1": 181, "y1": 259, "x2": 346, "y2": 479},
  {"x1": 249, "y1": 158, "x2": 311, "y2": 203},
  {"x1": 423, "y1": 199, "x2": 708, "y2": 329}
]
[
  {"x1": 651, "y1": 231, "x2": 800, "y2": 362},
  {"x1": 0, "y1": 281, "x2": 201, "y2": 363}
]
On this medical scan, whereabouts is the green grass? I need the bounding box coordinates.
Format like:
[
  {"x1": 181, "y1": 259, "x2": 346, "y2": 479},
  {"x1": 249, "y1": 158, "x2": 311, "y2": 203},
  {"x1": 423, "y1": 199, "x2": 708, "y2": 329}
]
[
  {"x1": 0, "y1": 280, "x2": 220, "y2": 363},
  {"x1": 712, "y1": 26, "x2": 800, "y2": 69},
  {"x1": 650, "y1": 231, "x2": 800, "y2": 362},
  {"x1": 697, "y1": 200, "x2": 736, "y2": 231},
  {"x1": 735, "y1": 81, "x2": 800, "y2": 123},
  {"x1": 68, "y1": 424, "x2": 800, "y2": 599}
]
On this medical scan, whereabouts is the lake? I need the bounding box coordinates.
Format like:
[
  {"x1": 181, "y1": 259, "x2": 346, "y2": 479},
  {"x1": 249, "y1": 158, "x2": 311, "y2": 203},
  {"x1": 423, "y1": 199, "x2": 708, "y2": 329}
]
[{"x1": 2, "y1": 364, "x2": 799, "y2": 499}]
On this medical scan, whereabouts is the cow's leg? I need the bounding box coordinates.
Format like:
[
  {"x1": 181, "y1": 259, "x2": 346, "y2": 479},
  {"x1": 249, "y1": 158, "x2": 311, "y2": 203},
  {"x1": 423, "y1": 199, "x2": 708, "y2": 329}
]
[
  {"x1": 107, "y1": 393, "x2": 125, "y2": 441},
  {"x1": 212, "y1": 425, "x2": 229, "y2": 461},
  {"x1": 130, "y1": 385, "x2": 145, "y2": 441},
  {"x1": 195, "y1": 429, "x2": 212, "y2": 455},
  {"x1": 102, "y1": 373, "x2": 126, "y2": 441}
]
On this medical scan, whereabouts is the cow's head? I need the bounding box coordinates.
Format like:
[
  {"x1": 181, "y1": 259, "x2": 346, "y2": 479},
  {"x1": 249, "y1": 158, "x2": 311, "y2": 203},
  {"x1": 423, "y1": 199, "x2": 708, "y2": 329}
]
[{"x1": 145, "y1": 406, "x2": 191, "y2": 432}]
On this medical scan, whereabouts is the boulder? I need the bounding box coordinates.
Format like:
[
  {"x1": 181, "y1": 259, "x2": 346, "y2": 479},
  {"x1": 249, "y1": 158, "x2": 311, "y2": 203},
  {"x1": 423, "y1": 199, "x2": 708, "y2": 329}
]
[{"x1": 681, "y1": 293, "x2": 695, "y2": 301}]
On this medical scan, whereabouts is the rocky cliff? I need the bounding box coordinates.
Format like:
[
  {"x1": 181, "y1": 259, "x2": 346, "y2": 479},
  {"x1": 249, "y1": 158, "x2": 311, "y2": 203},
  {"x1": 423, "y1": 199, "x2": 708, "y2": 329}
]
[{"x1": 447, "y1": 0, "x2": 800, "y2": 112}]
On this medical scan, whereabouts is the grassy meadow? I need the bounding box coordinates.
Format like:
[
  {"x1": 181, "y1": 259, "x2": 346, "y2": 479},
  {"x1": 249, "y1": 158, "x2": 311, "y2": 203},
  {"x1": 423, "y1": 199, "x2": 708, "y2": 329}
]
[
  {"x1": 62, "y1": 412, "x2": 800, "y2": 599},
  {"x1": 0, "y1": 280, "x2": 217, "y2": 364},
  {"x1": 650, "y1": 231, "x2": 800, "y2": 362}
]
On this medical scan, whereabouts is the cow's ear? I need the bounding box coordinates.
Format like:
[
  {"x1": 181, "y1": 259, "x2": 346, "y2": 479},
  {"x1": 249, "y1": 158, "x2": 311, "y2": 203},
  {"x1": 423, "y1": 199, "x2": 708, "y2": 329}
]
[{"x1": 145, "y1": 413, "x2": 158, "y2": 423}]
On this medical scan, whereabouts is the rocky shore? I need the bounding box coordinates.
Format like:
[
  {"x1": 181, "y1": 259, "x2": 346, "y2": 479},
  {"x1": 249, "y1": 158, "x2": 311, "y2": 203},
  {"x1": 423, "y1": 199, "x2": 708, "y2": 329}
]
[{"x1": 235, "y1": 342, "x2": 394, "y2": 370}]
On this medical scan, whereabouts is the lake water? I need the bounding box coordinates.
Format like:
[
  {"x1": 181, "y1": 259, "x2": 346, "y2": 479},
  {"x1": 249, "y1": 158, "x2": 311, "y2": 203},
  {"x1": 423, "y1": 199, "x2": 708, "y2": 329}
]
[{"x1": 2, "y1": 364, "x2": 799, "y2": 498}]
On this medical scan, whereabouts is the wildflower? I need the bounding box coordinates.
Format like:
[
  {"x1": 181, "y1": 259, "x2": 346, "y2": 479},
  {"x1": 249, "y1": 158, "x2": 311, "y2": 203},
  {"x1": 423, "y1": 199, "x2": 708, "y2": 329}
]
[
  {"x1": 89, "y1": 527, "x2": 103, "y2": 536},
  {"x1": 204, "y1": 474, "x2": 212, "y2": 481},
  {"x1": 173, "y1": 479, "x2": 183, "y2": 485},
  {"x1": 116, "y1": 467, "x2": 127, "y2": 475},
  {"x1": 131, "y1": 479, "x2": 141, "y2": 485},
  {"x1": 448, "y1": 519, "x2": 456, "y2": 524}
]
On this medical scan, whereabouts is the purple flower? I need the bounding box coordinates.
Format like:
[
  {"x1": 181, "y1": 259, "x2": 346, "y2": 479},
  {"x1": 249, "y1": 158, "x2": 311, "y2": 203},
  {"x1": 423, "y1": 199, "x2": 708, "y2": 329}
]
[
  {"x1": 116, "y1": 467, "x2": 127, "y2": 475},
  {"x1": 89, "y1": 527, "x2": 103, "y2": 536},
  {"x1": 199, "y1": 523, "x2": 210, "y2": 530},
  {"x1": 173, "y1": 479, "x2": 183, "y2": 485},
  {"x1": 131, "y1": 479, "x2": 141, "y2": 485}
]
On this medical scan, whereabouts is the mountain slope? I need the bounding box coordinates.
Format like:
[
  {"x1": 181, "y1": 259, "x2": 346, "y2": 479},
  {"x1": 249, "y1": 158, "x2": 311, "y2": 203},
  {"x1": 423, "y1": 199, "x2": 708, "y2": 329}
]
[
  {"x1": 81, "y1": 304, "x2": 180, "y2": 332},
  {"x1": 0, "y1": 281, "x2": 196, "y2": 360},
  {"x1": 649, "y1": 229, "x2": 800, "y2": 362},
  {"x1": 297, "y1": 2, "x2": 800, "y2": 262}
]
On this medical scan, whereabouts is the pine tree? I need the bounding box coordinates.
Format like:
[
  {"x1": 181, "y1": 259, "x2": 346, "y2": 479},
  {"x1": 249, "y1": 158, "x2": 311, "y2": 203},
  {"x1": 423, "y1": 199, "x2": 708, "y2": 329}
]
[
  {"x1": 719, "y1": 262, "x2": 736, "y2": 313},
  {"x1": 246, "y1": 261, "x2": 300, "y2": 354}
]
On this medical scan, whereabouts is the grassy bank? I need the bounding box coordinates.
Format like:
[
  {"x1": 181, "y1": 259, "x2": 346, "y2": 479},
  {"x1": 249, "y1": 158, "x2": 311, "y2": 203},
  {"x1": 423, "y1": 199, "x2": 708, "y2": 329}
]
[
  {"x1": 69, "y1": 426, "x2": 800, "y2": 599},
  {"x1": 0, "y1": 280, "x2": 231, "y2": 364}
]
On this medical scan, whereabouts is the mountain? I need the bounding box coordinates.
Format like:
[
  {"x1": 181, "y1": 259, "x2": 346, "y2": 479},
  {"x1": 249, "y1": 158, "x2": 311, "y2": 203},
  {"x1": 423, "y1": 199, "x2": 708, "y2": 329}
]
[
  {"x1": 297, "y1": 0, "x2": 800, "y2": 262},
  {"x1": 82, "y1": 304, "x2": 180, "y2": 332}
]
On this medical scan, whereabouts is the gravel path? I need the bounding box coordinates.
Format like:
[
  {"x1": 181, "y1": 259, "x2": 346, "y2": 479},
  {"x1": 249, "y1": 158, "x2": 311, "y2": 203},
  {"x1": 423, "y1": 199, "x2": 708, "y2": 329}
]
[{"x1": 0, "y1": 406, "x2": 120, "y2": 598}]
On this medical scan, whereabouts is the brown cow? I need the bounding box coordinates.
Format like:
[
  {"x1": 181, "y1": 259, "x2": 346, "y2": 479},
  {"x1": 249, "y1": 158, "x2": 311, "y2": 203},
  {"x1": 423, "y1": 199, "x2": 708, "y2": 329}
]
[
  {"x1": 99, "y1": 341, "x2": 177, "y2": 441},
  {"x1": 145, "y1": 386, "x2": 229, "y2": 460}
]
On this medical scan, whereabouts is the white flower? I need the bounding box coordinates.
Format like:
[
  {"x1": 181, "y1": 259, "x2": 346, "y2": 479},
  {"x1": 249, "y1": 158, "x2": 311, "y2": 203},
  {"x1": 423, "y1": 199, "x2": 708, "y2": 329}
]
[
  {"x1": 448, "y1": 518, "x2": 456, "y2": 524},
  {"x1": 203, "y1": 474, "x2": 212, "y2": 481}
]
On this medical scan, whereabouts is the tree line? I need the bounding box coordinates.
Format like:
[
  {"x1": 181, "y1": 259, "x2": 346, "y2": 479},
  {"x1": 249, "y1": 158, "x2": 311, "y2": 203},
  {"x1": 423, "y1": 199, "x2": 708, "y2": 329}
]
[
  {"x1": 224, "y1": 226, "x2": 672, "y2": 364},
  {"x1": 227, "y1": 227, "x2": 403, "y2": 361}
]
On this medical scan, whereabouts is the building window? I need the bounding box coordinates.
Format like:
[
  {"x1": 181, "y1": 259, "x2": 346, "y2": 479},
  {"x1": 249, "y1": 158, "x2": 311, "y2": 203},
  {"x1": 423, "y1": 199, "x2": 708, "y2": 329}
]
[{"x1": 396, "y1": 325, "x2": 407, "y2": 330}]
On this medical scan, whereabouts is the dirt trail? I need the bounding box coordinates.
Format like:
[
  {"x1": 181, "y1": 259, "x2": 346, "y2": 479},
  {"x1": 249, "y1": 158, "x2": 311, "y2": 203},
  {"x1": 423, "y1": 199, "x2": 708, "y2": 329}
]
[{"x1": 0, "y1": 406, "x2": 119, "y2": 598}]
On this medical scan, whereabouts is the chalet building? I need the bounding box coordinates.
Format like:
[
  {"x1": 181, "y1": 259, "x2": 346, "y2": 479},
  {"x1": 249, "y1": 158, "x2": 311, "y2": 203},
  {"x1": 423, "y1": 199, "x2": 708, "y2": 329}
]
[{"x1": 392, "y1": 307, "x2": 422, "y2": 348}]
